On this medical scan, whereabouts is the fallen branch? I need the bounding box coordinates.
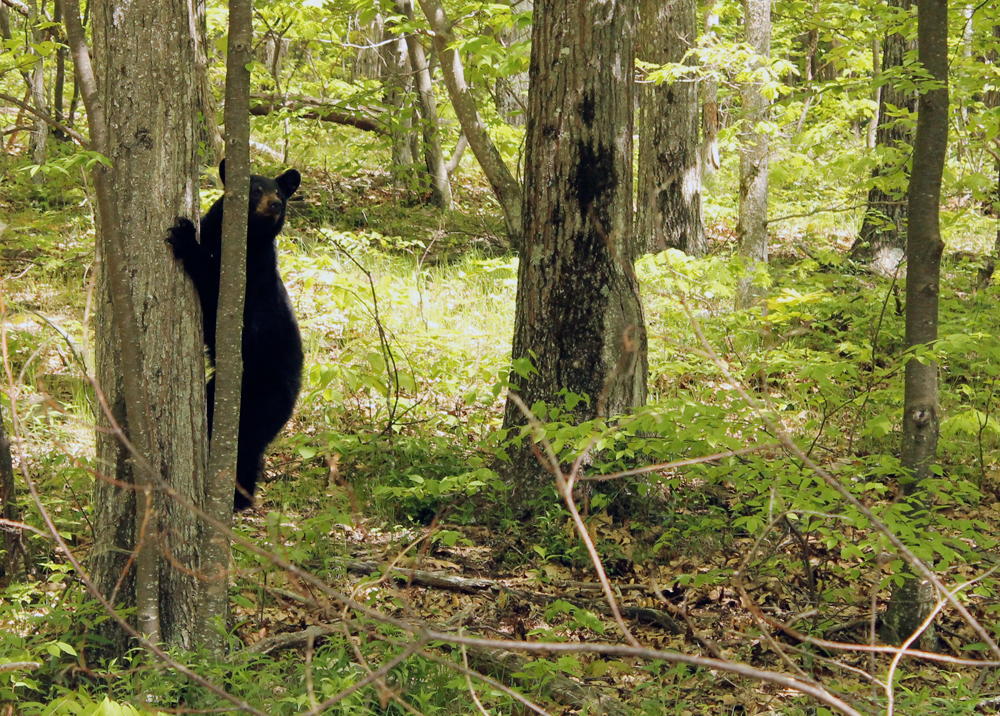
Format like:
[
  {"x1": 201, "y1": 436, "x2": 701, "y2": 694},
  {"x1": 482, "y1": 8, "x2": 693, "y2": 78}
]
[
  {"x1": 343, "y1": 559, "x2": 683, "y2": 634},
  {"x1": 248, "y1": 623, "x2": 632, "y2": 716},
  {"x1": 250, "y1": 94, "x2": 386, "y2": 135}
]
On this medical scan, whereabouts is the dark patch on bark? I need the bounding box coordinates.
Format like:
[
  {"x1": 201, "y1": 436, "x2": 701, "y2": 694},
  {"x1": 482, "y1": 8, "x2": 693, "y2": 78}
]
[
  {"x1": 134, "y1": 127, "x2": 153, "y2": 150},
  {"x1": 572, "y1": 140, "x2": 616, "y2": 220},
  {"x1": 543, "y1": 123, "x2": 559, "y2": 140},
  {"x1": 580, "y1": 91, "x2": 596, "y2": 127}
]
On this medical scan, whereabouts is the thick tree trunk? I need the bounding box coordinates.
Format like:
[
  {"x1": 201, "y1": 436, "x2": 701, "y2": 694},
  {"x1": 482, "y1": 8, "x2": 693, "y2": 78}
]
[
  {"x1": 501, "y1": 0, "x2": 647, "y2": 493},
  {"x1": 397, "y1": 0, "x2": 453, "y2": 210},
  {"x1": 81, "y1": 0, "x2": 208, "y2": 654},
  {"x1": 882, "y1": 0, "x2": 948, "y2": 648},
  {"x1": 637, "y1": 0, "x2": 704, "y2": 256},
  {"x1": 418, "y1": 0, "x2": 524, "y2": 248},
  {"x1": 850, "y1": 0, "x2": 915, "y2": 268},
  {"x1": 735, "y1": 0, "x2": 770, "y2": 308}
]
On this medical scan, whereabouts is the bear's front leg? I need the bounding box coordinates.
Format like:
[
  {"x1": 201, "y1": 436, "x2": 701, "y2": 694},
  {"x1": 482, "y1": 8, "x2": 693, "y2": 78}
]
[{"x1": 165, "y1": 217, "x2": 198, "y2": 263}]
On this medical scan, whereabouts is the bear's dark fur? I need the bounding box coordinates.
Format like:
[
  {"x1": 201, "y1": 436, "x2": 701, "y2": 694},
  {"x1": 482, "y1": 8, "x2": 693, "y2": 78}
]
[{"x1": 166, "y1": 161, "x2": 303, "y2": 509}]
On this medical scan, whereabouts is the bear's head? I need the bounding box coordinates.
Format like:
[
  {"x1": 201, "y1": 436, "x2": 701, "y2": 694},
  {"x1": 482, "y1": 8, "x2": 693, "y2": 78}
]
[{"x1": 219, "y1": 159, "x2": 301, "y2": 240}]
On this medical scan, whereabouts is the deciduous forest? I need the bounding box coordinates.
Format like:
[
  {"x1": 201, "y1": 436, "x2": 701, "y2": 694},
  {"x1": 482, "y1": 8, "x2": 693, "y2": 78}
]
[{"x1": 3, "y1": 0, "x2": 1000, "y2": 713}]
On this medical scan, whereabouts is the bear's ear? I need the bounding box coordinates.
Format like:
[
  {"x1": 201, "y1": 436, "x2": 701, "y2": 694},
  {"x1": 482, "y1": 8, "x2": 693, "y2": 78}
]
[
  {"x1": 276, "y1": 168, "x2": 301, "y2": 198},
  {"x1": 218, "y1": 159, "x2": 226, "y2": 185}
]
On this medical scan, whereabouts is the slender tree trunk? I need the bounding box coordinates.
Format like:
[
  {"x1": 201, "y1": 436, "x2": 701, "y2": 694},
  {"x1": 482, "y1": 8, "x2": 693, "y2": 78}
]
[
  {"x1": 850, "y1": 0, "x2": 915, "y2": 268},
  {"x1": 194, "y1": 0, "x2": 254, "y2": 655},
  {"x1": 979, "y1": 25, "x2": 1000, "y2": 289},
  {"x1": 637, "y1": 0, "x2": 704, "y2": 256},
  {"x1": 397, "y1": 0, "x2": 452, "y2": 210},
  {"x1": 501, "y1": 0, "x2": 647, "y2": 495},
  {"x1": 27, "y1": 0, "x2": 48, "y2": 179},
  {"x1": 735, "y1": 0, "x2": 770, "y2": 308},
  {"x1": 53, "y1": 1, "x2": 67, "y2": 140},
  {"x1": 194, "y1": 0, "x2": 223, "y2": 165},
  {"x1": 882, "y1": 0, "x2": 948, "y2": 648},
  {"x1": 494, "y1": 0, "x2": 531, "y2": 125},
  {"x1": 866, "y1": 37, "x2": 881, "y2": 149},
  {"x1": 381, "y1": 21, "x2": 416, "y2": 183},
  {"x1": 418, "y1": 0, "x2": 524, "y2": 248},
  {"x1": 0, "y1": 400, "x2": 26, "y2": 579},
  {"x1": 66, "y1": 0, "x2": 208, "y2": 655},
  {"x1": 702, "y1": 1, "x2": 720, "y2": 176}
]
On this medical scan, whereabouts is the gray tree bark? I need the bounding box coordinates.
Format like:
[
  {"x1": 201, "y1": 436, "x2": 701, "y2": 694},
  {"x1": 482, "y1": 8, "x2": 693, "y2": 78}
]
[
  {"x1": 849, "y1": 0, "x2": 916, "y2": 268},
  {"x1": 397, "y1": 0, "x2": 453, "y2": 210},
  {"x1": 882, "y1": 0, "x2": 948, "y2": 648},
  {"x1": 194, "y1": 0, "x2": 254, "y2": 655},
  {"x1": 381, "y1": 21, "x2": 416, "y2": 181},
  {"x1": 501, "y1": 0, "x2": 647, "y2": 493},
  {"x1": 27, "y1": 0, "x2": 49, "y2": 177},
  {"x1": 702, "y1": 1, "x2": 720, "y2": 175},
  {"x1": 637, "y1": 0, "x2": 704, "y2": 256},
  {"x1": 494, "y1": 0, "x2": 531, "y2": 126},
  {"x1": 417, "y1": 0, "x2": 524, "y2": 249},
  {"x1": 735, "y1": 0, "x2": 770, "y2": 308},
  {"x1": 71, "y1": 0, "x2": 208, "y2": 655}
]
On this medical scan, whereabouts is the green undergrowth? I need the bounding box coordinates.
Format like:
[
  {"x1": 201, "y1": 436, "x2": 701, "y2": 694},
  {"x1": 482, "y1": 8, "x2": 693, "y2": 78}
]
[{"x1": 5, "y1": 162, "x2": 1000, "y2": 712}]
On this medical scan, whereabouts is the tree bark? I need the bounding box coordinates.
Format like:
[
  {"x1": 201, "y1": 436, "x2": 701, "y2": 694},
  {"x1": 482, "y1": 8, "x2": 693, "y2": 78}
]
[
  {"x1": 501, "y1": 0, "x2": 647, "y2": 493},
  {"x1": 701, "y1": 1, "x2": 720, "y2": 175},
  {"x1": 883, "y1": 0, "x2": 948, "y2": 648},
  {"x1": 850, "y1": 0, "x2": 916, "y2": 268},
  {"x1": 0, "y1": 400, "x2": 26, "y2": 579},
  {"x1": 417, "y1": 0, "x2": 524, "y2": 249},
  {"x1": 735, "y1": 0, "x2": 770, "y2": 308},
  {"x1": 381, "y1": 19, "x2": 416, "y2": 180},
  {"x1": 494, "y1": 0, "x2": 531, "y2": 126},
  {"x1": 397, "y1": 0, "x2": 453, "y2": 210},
  {"x1": 27, "y1": 0, "x2": 48, "y2": 177},
  {"x1": 637, "y1": 0, "x2": 704, "y2": 256},
  {"x1": 65, "y1": 0, "x2": 208, "y2": 655},
  {"x1": 194, "y1": 0, "x2": 254, "y2": 655}
]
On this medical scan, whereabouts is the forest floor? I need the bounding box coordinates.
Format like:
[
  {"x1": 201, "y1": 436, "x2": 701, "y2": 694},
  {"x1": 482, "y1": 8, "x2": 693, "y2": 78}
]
[{"x1": 5, "y1": 166, "x2": 1000, "y2": 715}]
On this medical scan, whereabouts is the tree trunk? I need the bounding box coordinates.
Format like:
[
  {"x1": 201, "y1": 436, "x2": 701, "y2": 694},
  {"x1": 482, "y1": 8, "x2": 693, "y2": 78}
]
[
  {"x1": 849, "y1": 0, "x2": 915, "y2": 268},
  {"x1": 53, "y1": 1, "x2": 67, "y2": 140},
  {"x1": 0, "y1": 400, "x2": 26, "y2": 579},
  {"x1": 417, "y1": 0, "x2": 524, "y2": 248},
  {"x1": 735, "y1": 0, "x2": 770, "y2": 308},
  {"x1": 194, "y1": 0, "x2": 223, "y2": 165},
  {"x1": 501, "y1": 0, "x2": 647, "y2": 494},
  {"x1": 27, "y1": 0, "x2": 48, "y2": 178},
  {"x1": 75, "y1": 0, "x2": 208, "y2": 655},
  {"x1": 866, "y1": 37, "x2": 881, "y2": 149},
  {"x1": 381, "y1": 21, "x2": 416, "y2": 182},
  {"x1": 397, "y1": 0, "x2": 453, "y2": 210},
  {"x1": 194, "y1": 0, "x2": 254, "y2": 655},
  {"x1": 494, "y1": 0, "x2": 531, "y2": 126},
  {"x1": 977, "y1": 24, "x2": 1000, "y2": 289},
  {"x1": 637, "y1": 0, "x2": 704, "y2": 256},
  {"x1": 701, "y1": 1, "x2": 720, "y2": 176},
  {"x1": 882, "y1": 0, "x2": 948, "y2": 648}
]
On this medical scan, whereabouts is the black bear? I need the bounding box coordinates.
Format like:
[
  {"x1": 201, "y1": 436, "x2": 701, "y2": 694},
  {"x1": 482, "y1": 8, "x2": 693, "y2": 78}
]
[{"x1": 166, "y1": 160, "x2": 304, "y2": 509}]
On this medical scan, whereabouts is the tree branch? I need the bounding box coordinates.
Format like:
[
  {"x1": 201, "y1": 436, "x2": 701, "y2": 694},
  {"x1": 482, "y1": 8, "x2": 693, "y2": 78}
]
[
  {"x1": 0, "y1": 92, "x2": 88, "y2": 146},
  {"x1": 250, "y1": 94, "x2": 387, "y2": 135}
]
